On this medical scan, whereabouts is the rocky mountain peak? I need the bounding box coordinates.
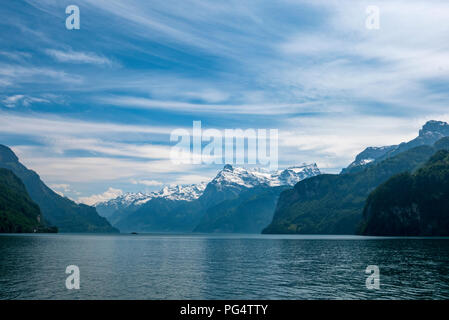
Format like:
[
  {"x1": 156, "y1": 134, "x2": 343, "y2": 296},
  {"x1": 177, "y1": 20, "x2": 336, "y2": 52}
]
[
  {"x1": 343, "y1": 120, "x2": 449, "y2": 174},
  {"x1": 419, "y1": 120, "x2": 449, "y2": 137},
  {"x1": 0, "y1": 144, "x2": 19, "y2": 163},
  {"x1": 211, "y1": 163, "x2": 320, "y2": 188}
]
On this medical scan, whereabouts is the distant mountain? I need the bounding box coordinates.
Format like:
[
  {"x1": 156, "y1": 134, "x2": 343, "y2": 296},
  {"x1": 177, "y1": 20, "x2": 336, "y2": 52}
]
[
  {"x1": 98, "y1": 183, "x2": 207, "y2": 230},
  {"x1": 0, "y1": 168, "x2": 46, "y2": 233},
  {"x1": 100, "y1": 163, "x2": 320, "y2": 233},
  {"x1": 263, "y1": 137, "x2": 449, "y2": 235},
  {"x1": 96, "y1": 183, "x2": 206, "y2": 221},
  {"x1": 342, "y1": 120, "x2": 449, "y2": 174},
  {"x1": 200, "y1": 164, "x2": 320, "y2": 207},
  {"x1": 359, "y1": 149, "x2": 449, "y2": 236},
  {"x1": 95, "y1": 192, "x2": 148, "y2": 220},
  {"x1": 194, "y1": 186, "x2": 288, "y2": 233},
  {"x1": 113, "y1": 197, "x2": 204, "y2": 233},
  {"x1": 208, "y1": 164, "x2": 320, "y2": 188},
  {"x1": 194, "y1": 164, "x2": 320, "y2": 233},
  {"x1": 342, "y1": 146, "x2": 396, "y2": 174},
  {"x1": 0, "y1": 144, "x2": 118, "y2": 233}
]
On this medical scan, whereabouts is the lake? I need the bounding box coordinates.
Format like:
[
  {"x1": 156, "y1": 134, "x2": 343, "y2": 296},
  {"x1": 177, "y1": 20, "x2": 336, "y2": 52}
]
[{"x1": 1, "y1": 234, "x2": 449, "y2": 299}]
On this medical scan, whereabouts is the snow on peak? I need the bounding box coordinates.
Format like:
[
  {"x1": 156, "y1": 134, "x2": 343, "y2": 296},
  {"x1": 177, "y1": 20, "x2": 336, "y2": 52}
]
[
  {"x1": 211, "y1": 163, "x2": 320, "y2": 188},
  {"x1": 97, "y1": 164, "x2": 320, "y2": 209},
  {"x1": 156, "y1": 183, "x2": 207, "y2": 201},
  {"x1": 99, "y1": 192, "x2": 147, "y2": 207},
  {"x1": 96, "y1": 182, "x2": 207, "y2": 208},
  {"x1": 276, "y1": 163, "x2": 321, "y2": 186}
]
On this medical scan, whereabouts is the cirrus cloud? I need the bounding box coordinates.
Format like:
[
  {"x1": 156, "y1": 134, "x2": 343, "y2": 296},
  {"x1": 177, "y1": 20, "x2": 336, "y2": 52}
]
[{"x1": 45, "y1": 49, "x2": 114, "y2": 66}]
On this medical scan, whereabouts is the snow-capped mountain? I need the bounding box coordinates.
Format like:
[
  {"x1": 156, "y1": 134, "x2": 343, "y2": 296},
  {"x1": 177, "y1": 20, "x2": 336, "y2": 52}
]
[
  {"x1": 97, "y1": 163, "x2": 321, "y2": 232},
  {"x1": 210, "y1": 163, "x2": 320, "y2": 190},
  {"x1": 276, "y1": 164, "x2": 321, "y2": 186},
  {"x1": 95, "y1": 183, "x2": 206, "y2": 218},
  {"x1": 99, "y1": 192, "x2": 148, "y2": 210},
  {"x1": 200, "y1": 163, "x2": 321, "y2": 207},
  {"x1": 146, "y1": 183, "x2": 207, "y2": 202},
  {"x1": 96, "y1": 164, "x2": 320, "y2": 218},
  {"x1": 193, "y1": 163, "x2": 321, "y2": 233}
]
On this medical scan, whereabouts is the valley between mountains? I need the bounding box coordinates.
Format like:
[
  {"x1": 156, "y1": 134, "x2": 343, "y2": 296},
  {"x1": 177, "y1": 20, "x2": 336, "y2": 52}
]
[{"x1": 2, "y1": 120, "x2": 449, "y2": 236}]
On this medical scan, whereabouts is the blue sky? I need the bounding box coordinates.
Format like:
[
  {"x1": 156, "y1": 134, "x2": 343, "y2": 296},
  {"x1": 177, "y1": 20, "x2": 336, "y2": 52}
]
[{"x1": 2, "y1": 0, "x2": 449, "y2": 204}]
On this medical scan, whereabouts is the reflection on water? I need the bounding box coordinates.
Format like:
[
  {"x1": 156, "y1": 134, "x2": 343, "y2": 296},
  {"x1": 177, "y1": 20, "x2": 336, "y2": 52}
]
[{"x1": 0, "y1": 234, "x2": 448, "y2": 299}]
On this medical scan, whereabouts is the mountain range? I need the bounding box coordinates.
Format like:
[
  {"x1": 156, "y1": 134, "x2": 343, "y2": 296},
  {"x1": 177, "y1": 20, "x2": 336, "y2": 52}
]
[
  {"x1": 263, "y1": 121, "x2": 449, "y2": 235},
  {"x1": 2, "y1": 120, "x2": 449, "y2": 236},
  {"x1": 96, "y1": 183, "x2": 207, "y2": 221},
  {"x1": 342, "y1": 120, "x2": 449, "y2": 174},
  {"x1": 96, "y1": 164, "x2": 321, "y2": 233}
]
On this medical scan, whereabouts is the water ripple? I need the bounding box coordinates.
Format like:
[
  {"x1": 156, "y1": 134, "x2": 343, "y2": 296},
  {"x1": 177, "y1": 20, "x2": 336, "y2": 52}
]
[{"x1": 0, "y1": 234, "x2": 448, "y2": 299}]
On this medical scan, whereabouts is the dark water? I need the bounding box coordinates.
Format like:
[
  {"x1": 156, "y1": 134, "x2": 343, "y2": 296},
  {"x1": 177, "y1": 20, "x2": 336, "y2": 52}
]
[{"x1": 1, "y1": 234, "x2": 449, "y2": 300}]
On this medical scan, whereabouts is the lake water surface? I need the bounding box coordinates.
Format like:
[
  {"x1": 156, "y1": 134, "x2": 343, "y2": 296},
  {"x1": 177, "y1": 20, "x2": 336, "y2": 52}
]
[{"x1": 1, "y1": 234, "x2": 449, "y2": 299}]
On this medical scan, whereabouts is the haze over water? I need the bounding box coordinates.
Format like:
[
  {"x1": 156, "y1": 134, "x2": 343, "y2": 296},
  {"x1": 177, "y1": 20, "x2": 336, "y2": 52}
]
[{"x1": 1, "y1": 234, "x2": 448, "y2": 300}]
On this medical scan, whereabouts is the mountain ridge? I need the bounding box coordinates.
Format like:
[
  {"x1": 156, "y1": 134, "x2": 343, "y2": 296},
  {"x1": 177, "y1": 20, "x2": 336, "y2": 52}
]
[
  {"x1": 342, "y1": 120, "x2": 449, "y2": 174},
  {"x1": 263, "y1": 135, "x2": 449, "y2": 235},
  {"x1": 0, "y1": 168, "x2": 47, "y2": 233},
  {"x1": 100, "y1": 163, "x2": 320, "y2": 233},
  {"x1": 97, "y1": 163, "x2": 320, "y2": 218},
  {"x1": 0, "y1": 144, "x2": 118, "y2": 233}
]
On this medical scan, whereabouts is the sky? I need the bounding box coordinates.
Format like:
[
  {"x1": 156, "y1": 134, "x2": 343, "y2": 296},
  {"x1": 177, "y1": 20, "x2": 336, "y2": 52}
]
[{"x1": 2, "y1": 0, "x2": 449, "y2": 204}]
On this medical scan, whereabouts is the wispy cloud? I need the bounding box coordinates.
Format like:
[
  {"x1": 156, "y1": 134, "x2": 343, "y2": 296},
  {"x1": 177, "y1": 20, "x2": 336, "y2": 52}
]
[
  {"x1": 45, "y1": 49, "x2": 114, "y2": 66},
  {"x1": 11, "y1": 151, "x2": 192, "y2": 183},
  {"x1": 2, "y1": 94, "x2": 49, "y2": 108},
  {"x1": 0, "y1": 64, "x2": 83, "y2": 87},
  {"x1": 0, "y1": 111, "x2": 194, "y2": 183},
  {"x1": 0, "y1": 112, "x2": 178, "y2": 136},
  {"x1": 274, "y1": 0, "x2": 449, "y2": 114},
  {"x1": 3, "y1": 0, "x2": 449, "y2": 198},
  {"x1": 98, "y1": 95, "x2": 320, "y2": 115},
  {"x1": 130, "y1": 179, "x2": 163, "y2": 187},
  {"x1": 0, "y1": 51, "x2": 32, "y2": 62},
  {"x1": 172, "y1": 174, "x2": 211, "y2": 185}
]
